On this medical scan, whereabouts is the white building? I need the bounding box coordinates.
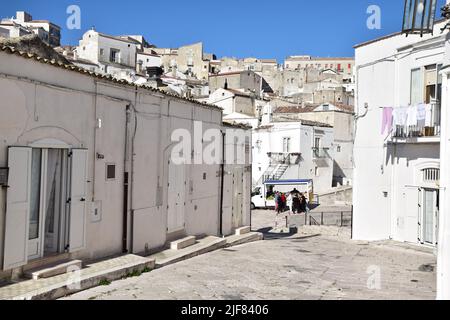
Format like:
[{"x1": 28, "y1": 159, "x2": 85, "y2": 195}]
[
  {"x1": 0, "y1": 45, "x2": 251, "y2": 280},
  {"x1": 207, "y1": 88, "x2": 256, "y2": 116},
  {"x1": 0, "y1": 11, "x2": 61, "y2": 47},
  {"x1": 252, "y1": 120, "x2": 334, "y2": 193},
  {"x1": 0, "y1": 27, "x2": 9, "y2": 38},
  {"x1": 353, "y1": 21, "x2": 446, "y2": 248},
  {"x1": 75, "y1": 29, "x2": 142, "y2": 82},
  {"x1": 273, "y1": 103, "x2": 354, "y2": 187}
]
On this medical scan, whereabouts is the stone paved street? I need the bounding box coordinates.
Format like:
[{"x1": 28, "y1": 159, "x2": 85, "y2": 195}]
[{"x1": 63, "y1": 210, "x2": 436, "y2": 300}]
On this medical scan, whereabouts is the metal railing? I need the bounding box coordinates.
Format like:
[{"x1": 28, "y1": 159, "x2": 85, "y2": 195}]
[
  {"x1": 312, "y1": 147, "x2": 329, "y2": 159},
  {"x1": 293, "y1": 209, "x2": 353, "y2": 228}
]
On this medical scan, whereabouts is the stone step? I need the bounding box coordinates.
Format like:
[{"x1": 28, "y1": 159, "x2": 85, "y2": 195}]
[
  {"x1": 225, "y1": 232, "x2": 263, "y2": 247},
  {"x1": 151, "y1": 236, "x2": 227, "y2": 268},
  {"x1": 235, "y1": 226, "x2": 251, "y2": 235},
  {"x1": 0, "y1": 255, "x2": 155, "y2": 300},
  {"x1": 25, "y1": 260, "x2": 82, "y2": 280},
  {"x1": 170, "y1": 236, "x2": 196, "y2": 250}
]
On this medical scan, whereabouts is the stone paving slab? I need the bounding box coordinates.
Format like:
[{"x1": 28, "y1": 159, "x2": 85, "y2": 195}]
[
  {"x1": 64, "y1": 210, "x2": 436, "y2": 300},
  {"x1": 0, "y1": 254, "x2": 155, "y2": 300}
]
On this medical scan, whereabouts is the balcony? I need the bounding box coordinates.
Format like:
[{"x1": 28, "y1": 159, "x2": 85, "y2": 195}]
[
  {"x1": 391, "y1": 102, "x2": 441, "y2": 143},
  {"x1": 267, "y1": 152, "x2": 301, "y2": 164},
  {"x1": 312, "y1": 147, "x2": 329, "y2": 159}
]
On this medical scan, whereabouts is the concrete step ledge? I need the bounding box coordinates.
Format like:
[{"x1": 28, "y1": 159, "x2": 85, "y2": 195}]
[
  {"x1": 235, "y1": 226, "x2": 251, "y2": 235},
  {"x1": 170, "y1": 236, "x2": 196, "y2": 250},
  {"x1": 3, "y1": 255, "x2": 155, "y2": 300},
  {"x1": 151, "y1": 236, "x2": 227, "y2": 268},
  {"x1": 25, "y1": 260, "x2": 82, "y2": 280},
  {"x1": 225, "y1": 232, "x2": 263, "y2": 247}
]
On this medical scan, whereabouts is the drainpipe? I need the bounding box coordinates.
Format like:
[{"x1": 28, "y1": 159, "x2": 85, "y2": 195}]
[
  {"x1": 122, "y1": 105, "x2": 131, "y2": 253},
  {"x1": 219, "y1": 130, "x2": 226, "y2": 236},
  {"x1": 129, "y1": 88, "x2": 138, "y2": 253}
]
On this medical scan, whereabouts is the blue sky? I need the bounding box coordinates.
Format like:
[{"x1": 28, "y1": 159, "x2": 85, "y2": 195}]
[{"x1": 2, "y1": 0, "x2": 446, "y2": 62}]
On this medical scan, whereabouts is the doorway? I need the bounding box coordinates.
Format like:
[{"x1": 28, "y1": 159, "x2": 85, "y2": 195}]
[
  {"x1": 167, "y1": 161, "x2": 186, "y2": 233},
  {"x1": 28, "y1": 148, "x2": 69, "y2": 260},
  {"x1": 232, "y1": 167, "x2": 244, "y2": 229},
  {"x1": 419, "y1": 188, "x2": 439, "y2": 245}
]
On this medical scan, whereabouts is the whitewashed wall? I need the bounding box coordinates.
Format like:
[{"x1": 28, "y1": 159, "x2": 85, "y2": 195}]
[{"x1": 0, "y1": 50, "x2": 250, "y2": 276}]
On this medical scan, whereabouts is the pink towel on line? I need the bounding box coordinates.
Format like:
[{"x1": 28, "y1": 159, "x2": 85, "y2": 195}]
[{"x1": 381, "y1": 107, "x2": 393, "y2": 135}]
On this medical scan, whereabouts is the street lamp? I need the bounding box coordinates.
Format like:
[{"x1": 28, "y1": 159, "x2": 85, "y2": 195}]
[{"x1": 402, "y1": 0, "x2": 438, "y2": 36}]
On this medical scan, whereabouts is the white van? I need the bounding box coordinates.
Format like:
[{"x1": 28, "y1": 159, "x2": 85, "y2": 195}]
[{"x1": 251, "y1": 179, "x2": 314, "y2": 209}]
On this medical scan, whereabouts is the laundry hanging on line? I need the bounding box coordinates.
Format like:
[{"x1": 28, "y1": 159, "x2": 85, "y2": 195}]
[{"x1": 381, "y1": 104, "x2": 433, "y2": 136}]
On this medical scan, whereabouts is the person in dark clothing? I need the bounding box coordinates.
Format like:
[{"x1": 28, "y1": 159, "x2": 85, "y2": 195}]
[
  {"x1": 276, "y1": 192, "x2": 284, "y2": 214},
  {"x1": 280, "y1": 193, "x2": 287, "y2": 212},
  {"x1": 299, "y1": 193, "x2": 307, "y2": 213},
  {"x1": 292, "y1": 193, "x2": 301, "y2": 214}
]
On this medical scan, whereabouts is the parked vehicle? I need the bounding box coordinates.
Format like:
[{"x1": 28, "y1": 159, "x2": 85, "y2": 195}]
[{"x1": 251, "y1": 179, "x2": 314, "y2": 209}]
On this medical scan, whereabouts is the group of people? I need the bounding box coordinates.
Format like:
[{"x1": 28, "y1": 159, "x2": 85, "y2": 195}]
[{"x1": 274, "y1": 188, "x2": 308, "y2": 215}]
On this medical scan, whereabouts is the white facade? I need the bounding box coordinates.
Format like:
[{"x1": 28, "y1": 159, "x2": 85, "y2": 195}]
[
  {"x1": 76, "y1": 30, "x2": 138, "y2": 82},
  {"x1": 353, "y1": 22, "x2": 445, "y2": 246},
  {"x1": 0, "y1": 27, "x2": 9, "y2": 38},
  {"x1": 1, "y1": 11, "x2": 61, "y2": 47},
  {"x1": 137, "y1": 52, "x2": 162, "y2": 71},
  {"x1": 437, "y1": 21, "x2": 450, "y2": 300},
  {"x1": 252, "y1": 121, "x2": 334, "y2": 193},
  {"x1": 207, "y1": 88, "x2": 255, "y2": 116},
  {"x1": 0, "y1": 48, "x2": 251, "y2": 279}
]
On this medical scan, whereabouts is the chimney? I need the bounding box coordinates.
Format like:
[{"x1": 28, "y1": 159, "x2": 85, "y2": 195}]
[{"x1": 16, "y1": 11, "x2": 32, "y2": 23}]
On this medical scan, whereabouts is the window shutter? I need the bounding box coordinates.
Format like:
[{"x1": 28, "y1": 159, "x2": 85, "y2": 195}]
[
  {"x1": 69, "y1": 149, "x2": 88, "y2": 252},
  {"x1": 3, "y1": 147, "x2": 32, "y2": 270}
]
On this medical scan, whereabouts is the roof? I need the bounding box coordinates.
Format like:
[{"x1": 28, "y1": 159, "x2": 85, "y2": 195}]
[
  {"x1": 0, "y1": 34, "x2": 69, "y2": 64},
  {"x1": 261, "y1": 59, "x2": 277, "y2": 63},
  {"x1": 298, "y1": 119, "x2": 333, "y2": 128},
  {"x1": 286, "y1": 56, "x2": 354, "y2": 61},
  {"x1": 96, "y1": 32, "x2": 139, "y2": 44},
  {"x1": 29, "y1": 20, "x2": 61, "y2": 29},
  {"x1": 209, "y1": 71, "x2": 242, "y2": 77},
  {"x1": 222, "y1": 120, "x2": 252, "y2": 130},
  {"x1": 0, "y1": 44, "x2": 222, "y2": 112},
  {"x1": 255, "y1": 118, "x2": 333, "y2": 129},
  {"x1": 353, "y1": 18, "x2": 446, "y2": 49},
  {"x1": 275, "y1": 103, "x2": 354, "y2": 114},
  {"x1": 263, "y1": 179, "x2": 313, "y2": 185},
  {"x1": 225, "y1": 88, "x2": 253, "y2": 97}
]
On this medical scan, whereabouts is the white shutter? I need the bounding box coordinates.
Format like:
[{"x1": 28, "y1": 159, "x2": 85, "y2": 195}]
[
  {"x1": 3, "y1": 147, "x2": 32, "y2": 270},
  {"x1": 69, "y1": 149, "x2": 88, "y2": 252}
]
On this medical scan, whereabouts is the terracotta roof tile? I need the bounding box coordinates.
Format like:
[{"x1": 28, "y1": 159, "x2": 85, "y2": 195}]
[{"x1": 0, "y1": 45, "x2": 221, "y2": 112}]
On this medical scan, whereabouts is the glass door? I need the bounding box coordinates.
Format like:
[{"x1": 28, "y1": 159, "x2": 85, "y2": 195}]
[
  {"x1": 27, "y1": 148, "x2": 68, "y2": 260},
  {"x1": 28, "y1": 149, "x2": 43, "y2": 259},
  {"x1": 421, "y1": 189, "x2": 438, "y2": 245}
]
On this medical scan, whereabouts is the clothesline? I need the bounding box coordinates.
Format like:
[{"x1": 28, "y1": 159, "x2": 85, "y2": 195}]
[{"x1": 381, "y1": 104, "x2": 434, "y2": 135}]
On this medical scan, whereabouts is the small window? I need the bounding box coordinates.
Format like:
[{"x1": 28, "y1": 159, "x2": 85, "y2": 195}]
[
  {"x1": 282, "y1": 137, "x2": 291, "y2": 153},
  {"x1": 423, "y1": 168, "x2": 439, "y2": 183},
  {"x1": 100, "y1": 48, "x2": 104, "y2": 56},
  {"x1": 110, "y1": 49, "x2": 120, "y2": 63},
  {"x1": 337, "y1": 145, "x2": 341, "y2": 152},
  {"x1": 106, "y1": 164, "x2": 116, "y2": 180}
]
